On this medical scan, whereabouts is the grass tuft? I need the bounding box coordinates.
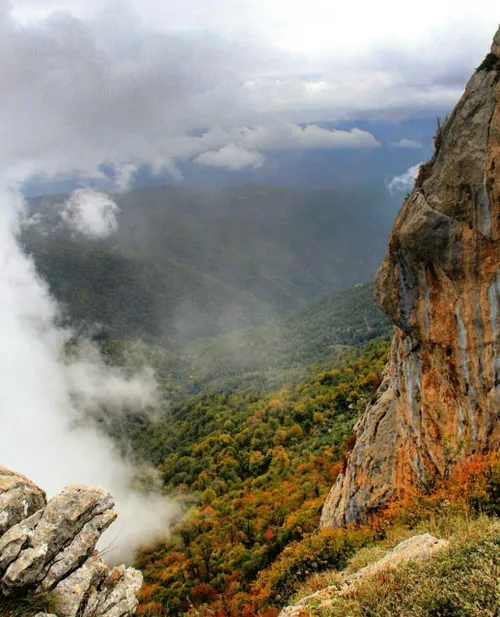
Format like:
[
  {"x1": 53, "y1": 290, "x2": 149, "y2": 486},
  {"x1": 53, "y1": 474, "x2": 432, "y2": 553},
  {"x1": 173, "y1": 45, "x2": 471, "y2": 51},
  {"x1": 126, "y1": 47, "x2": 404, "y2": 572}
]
[{"x1": 0, "y1": 592, "x2": 57, "y2": 617}]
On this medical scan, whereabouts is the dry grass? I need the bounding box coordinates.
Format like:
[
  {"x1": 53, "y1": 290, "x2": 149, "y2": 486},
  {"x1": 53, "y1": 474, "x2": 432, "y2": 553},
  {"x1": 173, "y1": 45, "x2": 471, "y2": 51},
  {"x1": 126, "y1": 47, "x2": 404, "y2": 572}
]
[
  {"x1": 290, "y1": 522, "x2": 416, "y2": 602},
  {"x1": 0, "y1": 592, "x2": 56, "y2": 617},
  {"x1": 289, "y1": 515, "x2": 499, "y2": 617}
]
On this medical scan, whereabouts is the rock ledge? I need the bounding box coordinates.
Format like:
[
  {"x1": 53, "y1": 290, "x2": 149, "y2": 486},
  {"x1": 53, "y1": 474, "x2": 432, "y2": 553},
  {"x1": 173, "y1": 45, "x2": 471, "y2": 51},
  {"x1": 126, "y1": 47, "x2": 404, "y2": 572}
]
[{"x1": 0, "y1": 466, "x2": 142, "y2": 617}]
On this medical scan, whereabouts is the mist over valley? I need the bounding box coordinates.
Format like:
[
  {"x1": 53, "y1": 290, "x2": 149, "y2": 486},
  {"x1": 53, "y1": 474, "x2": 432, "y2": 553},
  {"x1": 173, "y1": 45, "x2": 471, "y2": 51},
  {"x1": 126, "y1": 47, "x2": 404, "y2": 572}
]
[{"x1": 0, "y1": 4, "x2": 498, "y2": 617}]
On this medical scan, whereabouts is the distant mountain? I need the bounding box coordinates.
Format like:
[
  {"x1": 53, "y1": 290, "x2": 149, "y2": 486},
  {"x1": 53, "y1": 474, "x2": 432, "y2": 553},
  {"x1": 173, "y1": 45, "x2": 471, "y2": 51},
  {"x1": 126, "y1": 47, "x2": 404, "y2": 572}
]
[{"x1": 24, "y1": 182, "x2": 398, "y2": 347}]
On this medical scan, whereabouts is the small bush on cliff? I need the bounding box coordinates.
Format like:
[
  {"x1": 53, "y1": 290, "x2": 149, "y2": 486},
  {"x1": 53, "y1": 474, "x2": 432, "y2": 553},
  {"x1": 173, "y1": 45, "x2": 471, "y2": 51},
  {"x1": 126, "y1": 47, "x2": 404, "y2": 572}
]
[
  {"x1": 251, "y1": 527, "x2": 376, "y2": 607},
  {"x1": 476, "y1": 52, "x2": 500, "y2": 72},
  {"x1": 382, "y1": 452, "x2": 500, "y2": 526}
]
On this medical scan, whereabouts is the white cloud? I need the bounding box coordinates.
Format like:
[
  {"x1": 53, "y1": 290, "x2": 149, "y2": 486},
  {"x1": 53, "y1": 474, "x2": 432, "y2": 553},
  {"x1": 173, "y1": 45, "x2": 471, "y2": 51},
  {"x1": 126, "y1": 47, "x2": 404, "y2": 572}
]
[
  {"x1": 0, "y1": 3, "x2": 497, "y2": 187},
  {"x1": 387, "y1": 163, "x2": 422, "y2": 194},
  {"x1": 113, "y1": 163, "x2": 139, "y2": 193},
  {"x1": 0, "y1": 187, "x2": 176, "y2": 564},
  {"x1": 190, "y1": 124, "x2": 380, "y2": 169},
  {"x1": 195, "y1": 144, "x2": 265, "y2": 169},
  {"x1": 60, "y1": 189, "x2": 119, "y2": 237},
  {"x1": 10, "y1": 1, "x2": 498, "y2": 59},
  {"x1": 235, "y1": 124, "x2": 380, "y2": 150},
  {"x1": 393, "y1": 139, "x2": 422, "y2": 148}
]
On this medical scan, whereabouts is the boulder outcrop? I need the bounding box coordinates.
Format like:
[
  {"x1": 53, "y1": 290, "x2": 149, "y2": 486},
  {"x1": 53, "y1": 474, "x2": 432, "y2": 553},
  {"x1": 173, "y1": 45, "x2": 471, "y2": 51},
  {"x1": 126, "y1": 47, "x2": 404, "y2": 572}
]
[
  {"x1": 321, "y1": 27, "x2": 500, "y2": 528},
  {"x1": 0, "y1": 467, "x2": 142, "y2": 617}
]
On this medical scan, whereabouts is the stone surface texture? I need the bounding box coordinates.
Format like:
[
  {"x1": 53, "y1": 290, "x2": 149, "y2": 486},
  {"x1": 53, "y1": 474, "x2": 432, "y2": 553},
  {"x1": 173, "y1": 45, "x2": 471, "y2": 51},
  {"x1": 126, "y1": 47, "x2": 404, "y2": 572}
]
[
  {"x1": 321, "y1": 27, "x2": 500, "y2": 528},
  {"x1": 0, "y1": 466, "x2": 47, "y2": 536},
  {"x1": 0, "y1": 467, "x2": 142, "y2": 617}
]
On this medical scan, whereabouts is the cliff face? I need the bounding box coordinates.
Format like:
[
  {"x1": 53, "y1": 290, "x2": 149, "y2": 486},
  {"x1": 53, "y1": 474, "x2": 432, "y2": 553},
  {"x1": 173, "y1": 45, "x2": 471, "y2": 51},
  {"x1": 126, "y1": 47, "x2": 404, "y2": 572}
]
[{"x1": 321, "y1": 29, "x2": 500, "y2": 528}]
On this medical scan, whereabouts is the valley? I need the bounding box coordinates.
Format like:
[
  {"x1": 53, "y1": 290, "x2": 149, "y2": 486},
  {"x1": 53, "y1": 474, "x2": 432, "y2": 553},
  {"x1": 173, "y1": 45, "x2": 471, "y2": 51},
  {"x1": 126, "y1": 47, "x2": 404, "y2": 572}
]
[
  {"x1": 0, "y1": 12, "x2": 499, "y2": 617},
  {"x1": 24, "y1": 183, "x2": 397, "y2": 347}
]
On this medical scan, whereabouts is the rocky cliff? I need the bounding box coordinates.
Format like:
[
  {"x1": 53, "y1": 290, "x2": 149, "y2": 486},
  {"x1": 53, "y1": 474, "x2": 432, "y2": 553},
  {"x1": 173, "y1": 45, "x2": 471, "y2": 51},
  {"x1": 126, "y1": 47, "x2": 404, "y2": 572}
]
[
  {"x1": 0, "y1": 466, "x2": 142, "y2": 617},
  {"x1": 321, "y1": 28, "x2": 500, "y2": 528}
]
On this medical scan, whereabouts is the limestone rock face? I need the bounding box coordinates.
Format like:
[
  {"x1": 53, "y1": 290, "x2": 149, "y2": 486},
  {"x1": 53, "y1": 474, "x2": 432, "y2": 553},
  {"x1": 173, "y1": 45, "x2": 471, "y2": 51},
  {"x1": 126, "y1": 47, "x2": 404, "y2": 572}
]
[
  {"x1": 0, "y1": 466, "x2": 47, "y2": 536},
  {"x1": 321, "y1": 27, "x2": 500, "y2": 528},
  {"x1": 0, "y1": 468, "x2": 142, "y2": 617},
  {"x1": 0, "y1": 484, "x2": 117, "y2": 594},
  {"x1": 55, "y1": 558, "x2": 143, "y2": 617},
  {"x1": 278, "y1": 534, "x2": 449, "y2": 617}
]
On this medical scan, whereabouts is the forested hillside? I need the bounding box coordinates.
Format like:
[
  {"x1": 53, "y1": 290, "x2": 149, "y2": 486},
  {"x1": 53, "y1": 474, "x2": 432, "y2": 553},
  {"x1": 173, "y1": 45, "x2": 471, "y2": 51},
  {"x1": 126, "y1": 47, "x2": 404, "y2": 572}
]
[
  {"x1": 83, "y1": 282, "x2": 392, "y2": 615},
  {"x1": 127, "y1": 338, "x2": 390, "y2": 616},
  {"x1": 24, "y1": 183, "x2": 396, "y2": 346},
  {"x1": 97, "y1": 282, "x2": 391, "y2": 399},
  {"x1": 123, "y1": 336, "x2": 498, "y2": 617}
]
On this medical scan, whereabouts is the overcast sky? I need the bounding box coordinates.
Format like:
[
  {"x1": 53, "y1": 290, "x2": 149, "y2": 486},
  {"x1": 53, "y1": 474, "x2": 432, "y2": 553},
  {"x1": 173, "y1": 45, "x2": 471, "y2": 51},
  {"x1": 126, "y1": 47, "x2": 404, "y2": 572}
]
[{"x1": 2, "y1": 0, "x2": 499, "y2": 182}]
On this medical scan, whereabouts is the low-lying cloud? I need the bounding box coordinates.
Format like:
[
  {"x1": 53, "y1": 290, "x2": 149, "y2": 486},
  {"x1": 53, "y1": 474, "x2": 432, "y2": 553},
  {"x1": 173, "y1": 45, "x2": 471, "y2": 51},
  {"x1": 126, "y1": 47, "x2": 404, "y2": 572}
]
[
  {"x1": 387, "y1": 163, "x2": 422, "y2": 194},
  {"x1": 393, "y1": 139, "x2": 422, "y2": 148},
  {"x1": 192, "y1": 124, "x2": 381, "y2": 169},
  {"x1": 0, "y1": 186, "x2": 177, "y2": 564},
  {"x1": 60, "y1": 189, "x2": 119, "y2": 237},
  {"x1": 231, "y1": 124, "x2": 381, "y2": 151},
  {"x1": 195, "y1": 144, "x2": 265, "y2": 170}
]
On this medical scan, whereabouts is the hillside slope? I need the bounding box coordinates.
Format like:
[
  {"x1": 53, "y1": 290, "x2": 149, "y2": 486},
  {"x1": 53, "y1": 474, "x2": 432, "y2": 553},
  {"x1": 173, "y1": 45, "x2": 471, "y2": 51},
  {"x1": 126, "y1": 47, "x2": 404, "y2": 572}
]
[
  {"x1": 96, "y1": 282, "x2": 390, "y2": 401},
  {"x1": 179, "y1": 282, "x2": 391, "y2": 393},
  {"x1": 129, "y1": 338, "x2": 390, "y2": 616}
]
